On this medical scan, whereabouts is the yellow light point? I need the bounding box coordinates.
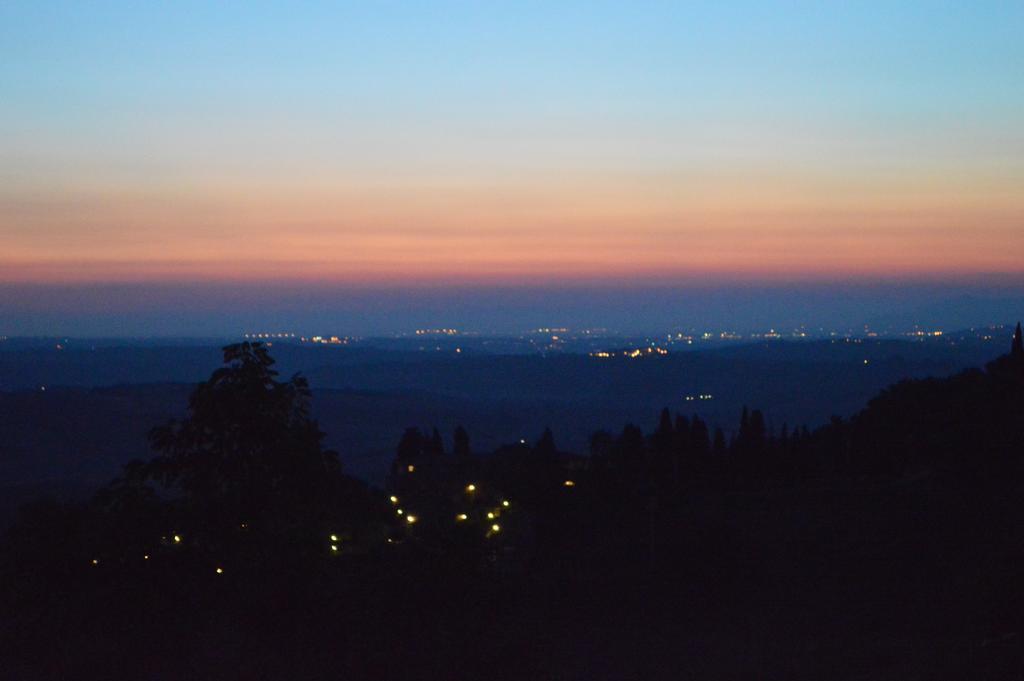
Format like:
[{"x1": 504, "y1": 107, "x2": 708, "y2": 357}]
[
  {"x1": 173, "y1": 534, "x2": 182, "y2": 543},
  {"x1": 330, "y1": 534, "x2": 338, "y2": 542},
  {"x1": 91, "y1": 558, "x2": 99, "y2": 565},
  {"x1": 502, "y1": 500, "x2": 510, "y2": 507},
  {"x1": 456, "y1": 513, "x2": 468, "y2": 521},
  {"x1": 407, "y1": 464, "x2": 415, "y2": 473},
  {"x1": 406, "y1": 515, "x2": 418, "y2": 524},
  {"x1": 564, "y1": 480, "x2": 575, "y2": 487},
  {"x1": 389, "y1": 495, "x2": 399, "y2": 504},
  {"x1": 143, "y1": 555, "x2": 149, "y2": 560},
  {"x1": 216, "y1": 567, "x2": 224, "y2": 574},
  {"x1": 487, "y1": 512, "x2": 495, "y2": 519},
  {"x1": 396, "y1": 508, "x2": 403, "y2": 515},
  {"x1": 331, "y1": 544, "x2": 339, "y2": 552},
  {"x1": 466, "y1": 483, "x2": 476, "y2": 493},
  {"x1": 491, "y1": 524, "x2": 500, "y2": 533}
]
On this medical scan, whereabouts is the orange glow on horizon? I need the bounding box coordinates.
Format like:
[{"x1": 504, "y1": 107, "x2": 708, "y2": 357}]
[{"x1": 3, "y1": 173, "x2": 1022, "y2": 286}]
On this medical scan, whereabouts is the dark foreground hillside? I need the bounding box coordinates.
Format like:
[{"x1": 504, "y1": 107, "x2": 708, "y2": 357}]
[
  {"x1": 1, "y1": 331, "x2": 1023, "y2": 680},
  {"x1": 2, "y1": 476, "x2": 1022, "y2": 680}
]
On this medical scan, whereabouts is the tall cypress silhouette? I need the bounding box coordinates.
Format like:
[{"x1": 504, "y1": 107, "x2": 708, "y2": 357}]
[
  {"x1": 453, "y1": 425, "x2": 471, "y2": 459},
  {"x1": 535, "y1": 427, "x2": 557, "y2": 457},
  {"x1": 428, "y1": 427, "x2": 445, "y2": 457}
]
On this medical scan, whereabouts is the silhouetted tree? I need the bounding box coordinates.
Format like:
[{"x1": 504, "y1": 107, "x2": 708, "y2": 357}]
[
  {"x1": 453, "y1": 425, "x2": 471, "y2": 460},
  {"x1": 690, "y1": 416, "x2": 711, "y2": 457},
  {"x1": 589, "y1": 429, "x2": 615, "y2": 471},
  {"x1": 712, "y1": 427, "x2": 727, "y2": 459},
  {"x1": 535, "y1": 427, "x2": 557, "y2": 458},
  {"x1": 650, "y1": 408, "x2": 676, "y2": 486},
  {"x1": 141, "y1": 343, "x2": 346, "y2": 536},
  {"x1": 673, "y1": 414, "x2": 691, "y2": 453},
  {"x1": 427, "y1": 427, "x2": 445, "y2": 458},
  {"x1": 653, "y1": 408, "x2": 674, "y2": 449},
  {"x1": 396, "y1": 427, "x2": 424, "y2": 461}
]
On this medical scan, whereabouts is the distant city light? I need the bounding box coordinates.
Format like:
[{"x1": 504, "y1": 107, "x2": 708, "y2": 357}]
[
  {"x1": 414, "y1": 328, "x2": 459, "y2": 336},
  {"x1": 590, "y1": 346, "x2": 668, "y2": 359},
  {"x1": 564, "y1": 480, "x2": 576, "y2": 487}
]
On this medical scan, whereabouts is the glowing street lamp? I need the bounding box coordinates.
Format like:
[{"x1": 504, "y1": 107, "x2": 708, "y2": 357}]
[
  {"x1": 563, "y1": 480, "x2": 575, "y2": 487},
  {"x1": 456, "y1": 513, "x2": 468, "y2": 521},
  {"x1": 406, "y1": 515, "x2": 418, "y2": 524},
  {"x1": 465, "y1": 483, "x2": 476, "y2": 493}
]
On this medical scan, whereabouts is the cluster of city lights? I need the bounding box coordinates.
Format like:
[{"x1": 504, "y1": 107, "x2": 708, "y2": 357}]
[
  {"x1": 307, "y1": 335, "x2": 351, "y2": 345},
  {"x1": 242, "y1": 334, "x2": 357, "y2": 345},
  {"x1": 387, "y1": 483, "x2": 515, "y2": 538},
  {"x1": 414, "y1": 328, "x2": 459, "y2": 336},
  {"x1": 590, "y1": 346, "x2": 669, "y2": 359},
  {"x1": 91, "y1": 532, "x2": 225, "y2": 575},
  {"x1": 88, "y1": 478, "x2": 582, "y2": 573},
  {"x1": 684, "y1": 394, "x2": 714, "y2": 402}
]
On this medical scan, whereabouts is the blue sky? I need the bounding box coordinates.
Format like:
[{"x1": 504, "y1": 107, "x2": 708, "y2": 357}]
[{"x1": 1, "y1": 1, "x2": 1022, "y2": 334}]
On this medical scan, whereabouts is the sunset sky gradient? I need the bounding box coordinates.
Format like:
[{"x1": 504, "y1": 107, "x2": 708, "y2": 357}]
[{"x1": 2, "y1": 2, "x2": 1022, "y2": 333}]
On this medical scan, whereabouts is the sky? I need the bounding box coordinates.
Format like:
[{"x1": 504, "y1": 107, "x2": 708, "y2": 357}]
[{"x1": 1, "y1": 2, "x2": 1023, "y2": 335}]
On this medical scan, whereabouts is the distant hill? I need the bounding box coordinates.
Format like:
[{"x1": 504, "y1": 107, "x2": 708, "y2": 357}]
[{"x1": 0, "y1": 336, "x2": 1008, "y2": 522}]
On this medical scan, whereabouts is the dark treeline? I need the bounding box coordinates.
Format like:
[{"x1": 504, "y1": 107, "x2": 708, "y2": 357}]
[{"x1": 2, "y1": 325, "x2": 1024, "y2": 680}]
